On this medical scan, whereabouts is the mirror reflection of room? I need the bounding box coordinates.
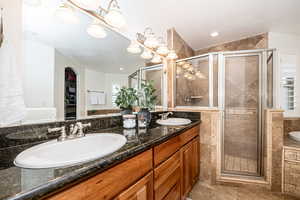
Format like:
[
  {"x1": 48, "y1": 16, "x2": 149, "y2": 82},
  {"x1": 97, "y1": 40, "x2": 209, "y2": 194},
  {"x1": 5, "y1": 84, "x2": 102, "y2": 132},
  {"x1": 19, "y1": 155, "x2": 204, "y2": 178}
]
[{"x1": 22, "y1": 0, "x2": 145, "y2": 123}]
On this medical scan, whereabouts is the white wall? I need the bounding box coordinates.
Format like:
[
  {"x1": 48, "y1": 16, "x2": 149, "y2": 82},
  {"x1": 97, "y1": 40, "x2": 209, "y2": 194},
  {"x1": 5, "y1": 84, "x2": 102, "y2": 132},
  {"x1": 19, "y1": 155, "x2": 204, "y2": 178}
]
[
  {"x1": 85, "y1": 70, "x2": 128, "y2": 111},
  {"x1": 269, "y1": 32, "x2": 300, "y2": 117},
  {"x1": 22, "y1": 39, "x2": 57, "y2": 123},
  {"x1": 23, "y1": 39, "x2": 55, "y2": 108},
  {"x1": 54, "y1": 51, "x2": 86, "y2": 120}
]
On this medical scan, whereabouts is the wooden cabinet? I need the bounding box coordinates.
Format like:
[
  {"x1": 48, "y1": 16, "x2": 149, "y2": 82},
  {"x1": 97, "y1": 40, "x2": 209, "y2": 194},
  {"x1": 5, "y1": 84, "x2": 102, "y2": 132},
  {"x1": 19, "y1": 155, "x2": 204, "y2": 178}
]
[
  {"x1": 154, "y1": 151, "x2": 181, "y2": 200},
  {"x1": 46, "y1": 149, "x2": 153, "y2": 200},
  {"x1": 181, "y1": 136, "x2": 200, "y2": 198},
  {"x1": 46, "y1": 125, "x2": 200, "y2": 200},
  {"x1": 115, "y1": 172, "x2": 153, "y2": 200}
]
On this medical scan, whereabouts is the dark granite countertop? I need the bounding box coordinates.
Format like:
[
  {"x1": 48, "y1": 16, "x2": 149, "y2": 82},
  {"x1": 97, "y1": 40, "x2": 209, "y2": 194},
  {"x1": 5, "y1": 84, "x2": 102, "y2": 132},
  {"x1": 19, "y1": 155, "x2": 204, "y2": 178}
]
[{"x1": 1, "y1": 120, "x2": 200, "y2": 200}]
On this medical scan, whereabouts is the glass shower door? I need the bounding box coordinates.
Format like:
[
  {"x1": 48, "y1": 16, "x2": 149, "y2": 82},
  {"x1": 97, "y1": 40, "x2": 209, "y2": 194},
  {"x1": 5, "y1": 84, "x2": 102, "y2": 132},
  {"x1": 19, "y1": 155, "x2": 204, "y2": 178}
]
[{"x1": 221, "y1": 54, "x2": 262, "y2": 176}]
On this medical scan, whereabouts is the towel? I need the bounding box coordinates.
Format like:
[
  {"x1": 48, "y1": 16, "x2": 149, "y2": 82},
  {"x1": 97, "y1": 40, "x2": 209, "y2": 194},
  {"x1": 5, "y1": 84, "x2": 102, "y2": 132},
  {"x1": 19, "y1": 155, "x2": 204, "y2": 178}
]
[
  {"x1": 97, "y1": 92, "x2": 105, "y2": 105},
  {"x1": 89, "y1": 91, "x2": 105, "y2": 105},
  {"x1": 89, "y1": 92, "x2": 98, "y2": 105},
  {"x1": 0, "y1": 39, "x2": 27, "y2": 126}
]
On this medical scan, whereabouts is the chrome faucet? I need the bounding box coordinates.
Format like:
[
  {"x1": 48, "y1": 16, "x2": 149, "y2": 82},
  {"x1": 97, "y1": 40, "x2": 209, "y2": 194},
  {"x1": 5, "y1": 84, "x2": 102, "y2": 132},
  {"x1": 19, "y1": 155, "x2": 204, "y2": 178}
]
[
  {"x1": 69, "y1": 122, "x2": 91, "y2": 138},
  {"x1": 48, "y1": 122, "x2": 91, "y2": 142},
  {"x1": 48, "y1": 126, "x2": 67, "y2": 141},
  {"x1": 159, "y1": 112, "x2": 173, "y2": 120}
]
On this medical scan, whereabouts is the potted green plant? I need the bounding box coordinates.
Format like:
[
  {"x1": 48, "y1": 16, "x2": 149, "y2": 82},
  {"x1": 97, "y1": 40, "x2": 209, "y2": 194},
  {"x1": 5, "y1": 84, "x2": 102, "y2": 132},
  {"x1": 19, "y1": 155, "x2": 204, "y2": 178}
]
[
  {"x1": 138, "y1": 80, "x2": 157, "y2": 127},
  {"x1": 115, "y1": 87, "x2": 138, "y2": 115}
]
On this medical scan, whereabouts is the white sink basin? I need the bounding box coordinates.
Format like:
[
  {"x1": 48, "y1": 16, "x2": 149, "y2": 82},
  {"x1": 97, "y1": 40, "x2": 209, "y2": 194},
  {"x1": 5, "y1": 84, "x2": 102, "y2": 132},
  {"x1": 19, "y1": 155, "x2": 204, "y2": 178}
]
[
  {"x1": 14, "y1": 133, "x2": 127, "y2": 169},
  {"x1": 289, "y1": 131, "x2": 300, "y2": 142},
  {"x1": 156, "y1": 118, "x2": 192, "y2": 126}
]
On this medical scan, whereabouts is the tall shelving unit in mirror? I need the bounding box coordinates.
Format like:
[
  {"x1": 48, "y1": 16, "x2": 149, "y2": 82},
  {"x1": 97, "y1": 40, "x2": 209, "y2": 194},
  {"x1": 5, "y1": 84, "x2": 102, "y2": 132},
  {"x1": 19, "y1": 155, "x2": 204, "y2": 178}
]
[{"x1": 65, "y1": 67, "x2": 77, "y2": 120}]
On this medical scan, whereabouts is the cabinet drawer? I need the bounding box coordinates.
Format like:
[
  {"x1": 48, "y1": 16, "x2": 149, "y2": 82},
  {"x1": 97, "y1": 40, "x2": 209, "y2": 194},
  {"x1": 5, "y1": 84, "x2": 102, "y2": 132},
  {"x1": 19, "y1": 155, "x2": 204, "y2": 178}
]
[
  {"x1": 162, "y1": 181, "x2": 180, "y2": 200},
  {"x1": 179, "y1": 125, "x2": 199, "y2": 146},
  {"x1": 115, "y1": 172, "x2": 153, "y2": 200},
  {"x1": 47, "y1": 149, "x2": 153, "y2": 200},
  {"x1": 153, "y1": 125, "x2": 200, "y2": 167},
  {"x1": 154, "y1": 136, "x2": 181, "y2": 167},
  {"x1": 154, "y1": 151, "x2": 181, "y2": 200},
  {"x1": 284, "y1": 149, "x2": 300, "y2": 162}
]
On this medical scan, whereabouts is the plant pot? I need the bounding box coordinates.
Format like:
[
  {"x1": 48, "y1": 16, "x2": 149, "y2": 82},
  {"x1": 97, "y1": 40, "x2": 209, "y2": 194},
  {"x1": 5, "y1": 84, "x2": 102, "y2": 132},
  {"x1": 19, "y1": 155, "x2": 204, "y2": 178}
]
[
  {"x1": 121, "y1": 108, "x2": 132, "y2": 115},
  {"x1": 138, "y1": 108, "x2": 151, "y2": 128}
]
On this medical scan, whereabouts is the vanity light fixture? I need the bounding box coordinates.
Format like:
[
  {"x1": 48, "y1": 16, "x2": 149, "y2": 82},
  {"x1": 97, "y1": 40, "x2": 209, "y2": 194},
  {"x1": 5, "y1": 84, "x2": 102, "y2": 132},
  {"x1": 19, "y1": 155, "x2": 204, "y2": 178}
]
[
  {"x1": 104, "y1": 5, "x2": 126, "y2": 29},
  {"x1": 141, "y1": 49, "x2": 153, "y2": 59},
  {"x1": 151, "y1": 55, "x2": 162, "y2": 64},
  {"x1": 87, "y1": 19, "x2": 107, "y2": 38},
  {"x1": 156, "y1": 37, "x2": 169, "y2": 55},
  {"x1": 55, "y1": 2, "x2": 79, "y2": 24},
  {"x1": 127, "y1": 40, "x2": 141, "y2": 54},
  {"x1": 167, "y1": 50, "x2": 178, "y2": 60},
  {"x1": 120, "y1": 67, "x2": 124, "y2": 71},
  {"x1": 143, "y1": 28, "x2": 159, "y2": 48},
  {"x1": 210, "y1": 31, "x2": 219, "y2": 37},
  {"x1": 127, "y1": 27, "x2": 177, "y2": 62}
]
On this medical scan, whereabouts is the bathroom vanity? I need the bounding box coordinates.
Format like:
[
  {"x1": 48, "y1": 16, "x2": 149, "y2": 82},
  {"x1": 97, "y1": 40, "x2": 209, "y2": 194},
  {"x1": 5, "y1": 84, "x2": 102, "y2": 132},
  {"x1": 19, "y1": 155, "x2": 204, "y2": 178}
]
[
  {"x1": 283, "y1": 138, "x2": 300, "y2": 197},
  {"x1": 45, "y1": 125, "x2": 200, "y2": 200},
  {"x1": 0, "y1": 112, "x2": 201, "y2": 200}
]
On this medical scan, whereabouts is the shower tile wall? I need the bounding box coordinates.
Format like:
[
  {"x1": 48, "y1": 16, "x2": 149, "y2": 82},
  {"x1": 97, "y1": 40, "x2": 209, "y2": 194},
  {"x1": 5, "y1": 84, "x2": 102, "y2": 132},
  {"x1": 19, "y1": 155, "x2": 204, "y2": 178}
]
[{"x1": 195, "y1": 33, "x2": 268, "y2": 55}]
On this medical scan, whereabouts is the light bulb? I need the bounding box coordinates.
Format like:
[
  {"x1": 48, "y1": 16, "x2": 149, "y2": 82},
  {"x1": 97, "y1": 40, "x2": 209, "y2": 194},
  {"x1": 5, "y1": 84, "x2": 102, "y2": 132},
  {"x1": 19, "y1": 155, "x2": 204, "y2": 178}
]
[
  {"x1": 55, "y1": 3, "x2": 79, "y2": 24},
  {"x1": 183, "y1": 63, "x2": 191, "y2": 69},
  {"x1": 87, "y1": 20, "x2": 107, "y2": 38},
  {"x1": 144, "y1": 33, "x2": 159, "y2": 48},
  {"x1": 167, "y1": 50, "x2": 178, "y2": 60},
  {"x1": 151, "y1": 55, "x2": 162, "y2": 63},
  {"x1": 184, "y1": 73, "x2": 189, "y2": 78},
  {"x1": 71, "y1": 0, "x2": 101, "y2": 10},
  {"x1": 196, "y1": 71, "x2": 206, "y2": 79},
  {"x1": 176, "y1": 67, "x2": 182, "y2": 75},
  {"x1": 177, "y1": 61, "x2": 186, "y2": 66},
  {"x1": 141, "y1": 49, "x2": 153, "y2": 59},
  {"x1": 127, "y1": 40, "x2": 141, "y2": 54},
  {"x1": 104, "y1": 7, "x2": 126, "y2": 28},
  {"x1": 156, "y1": 44, "x2": 169, "y2": 55},
  {"x1": 188, "y1": 66, "x2": 194, "y2": 72}
]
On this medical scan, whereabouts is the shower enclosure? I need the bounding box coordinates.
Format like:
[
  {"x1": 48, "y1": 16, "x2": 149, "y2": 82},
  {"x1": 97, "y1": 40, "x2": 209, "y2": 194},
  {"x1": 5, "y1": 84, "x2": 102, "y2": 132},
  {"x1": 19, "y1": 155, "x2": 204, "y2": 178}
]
[{"x1": 175, "y1": 49, "x2": 275, "y2": 179}]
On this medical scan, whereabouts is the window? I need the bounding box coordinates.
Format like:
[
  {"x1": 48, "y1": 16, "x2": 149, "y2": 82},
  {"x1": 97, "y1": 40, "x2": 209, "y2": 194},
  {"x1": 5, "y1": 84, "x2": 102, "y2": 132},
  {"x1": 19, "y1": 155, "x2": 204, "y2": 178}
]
[
  {"x1": 280, "y1": 54, "x2": 297, "y2": 113},
  {"x1": 112, "y1": 84, "x2": 120, "y2": 107}
]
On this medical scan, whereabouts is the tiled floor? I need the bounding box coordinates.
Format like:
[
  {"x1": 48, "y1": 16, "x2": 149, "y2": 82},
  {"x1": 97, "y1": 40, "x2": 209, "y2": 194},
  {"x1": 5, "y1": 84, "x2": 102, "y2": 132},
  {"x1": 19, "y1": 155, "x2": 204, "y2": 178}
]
[{"x1": 189, "y1": 181, "x2": 299, "y2": 200}]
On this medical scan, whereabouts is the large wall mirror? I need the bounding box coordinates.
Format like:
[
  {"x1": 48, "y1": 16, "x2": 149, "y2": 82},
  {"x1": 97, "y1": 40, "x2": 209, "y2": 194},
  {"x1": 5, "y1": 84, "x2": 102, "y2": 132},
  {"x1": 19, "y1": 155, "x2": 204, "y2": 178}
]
[{"x1": 14, "y1": 0, "x2": 162, "y2": 125}]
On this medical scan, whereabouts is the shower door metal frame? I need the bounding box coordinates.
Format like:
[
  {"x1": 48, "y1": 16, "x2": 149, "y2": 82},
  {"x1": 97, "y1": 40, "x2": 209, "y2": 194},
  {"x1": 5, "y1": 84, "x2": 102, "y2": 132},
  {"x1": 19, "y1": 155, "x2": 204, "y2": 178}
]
[{"x1": 219, "y1": 52, "x2": 264, "y2": 177}]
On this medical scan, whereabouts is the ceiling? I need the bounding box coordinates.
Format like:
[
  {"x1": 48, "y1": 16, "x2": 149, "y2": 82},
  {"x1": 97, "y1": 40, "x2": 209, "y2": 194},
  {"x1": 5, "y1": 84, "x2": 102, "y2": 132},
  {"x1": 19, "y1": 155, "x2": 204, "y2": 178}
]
[
  {"x1": 23, "y1": 0, "x2": 144, "y2": 74},
  {"x1": 24, "y1": 0, "x2": 300, "y2": 69},
  {"x1": 120, "y1": 0, "x2": 300, "y2": 50}
]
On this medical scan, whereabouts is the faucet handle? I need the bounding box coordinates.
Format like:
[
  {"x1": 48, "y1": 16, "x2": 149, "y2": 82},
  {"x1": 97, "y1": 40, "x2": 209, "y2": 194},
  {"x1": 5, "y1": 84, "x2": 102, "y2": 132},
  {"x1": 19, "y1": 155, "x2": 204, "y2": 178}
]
[
  {"x1": 82, "y1": 122, "x2": 91, "y2": 128},
  {"x1": 48, "y1": 126, "x2": 67, "y2": 141},
  {"x1": 76, "y1": 122, "x2": 91, "y2": 137}
]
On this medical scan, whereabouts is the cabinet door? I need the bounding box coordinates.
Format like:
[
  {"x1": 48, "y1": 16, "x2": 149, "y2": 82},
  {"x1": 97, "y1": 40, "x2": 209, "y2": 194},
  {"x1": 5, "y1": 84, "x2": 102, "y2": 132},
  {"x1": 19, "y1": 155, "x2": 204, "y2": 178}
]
[
  {"x1": 191, "y1": 136, "x2": 200, "y2": 184},
  {"x1": 181, "y1": 136, "x2": 200, "y2": 198},
  {"x1": 115, "y1": 172, "x2": 153, "y2": 200}
]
